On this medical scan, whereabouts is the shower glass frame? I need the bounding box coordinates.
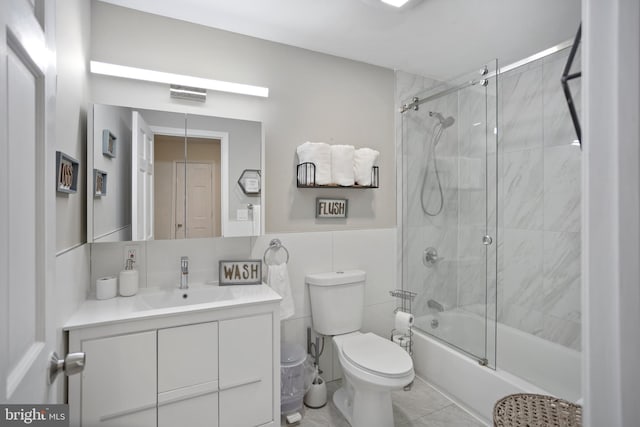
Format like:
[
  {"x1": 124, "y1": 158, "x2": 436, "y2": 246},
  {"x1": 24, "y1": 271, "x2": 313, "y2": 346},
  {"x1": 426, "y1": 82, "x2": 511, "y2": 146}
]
[{"x1": 401, "y1": 60, "x2": 499, "y2": 368}]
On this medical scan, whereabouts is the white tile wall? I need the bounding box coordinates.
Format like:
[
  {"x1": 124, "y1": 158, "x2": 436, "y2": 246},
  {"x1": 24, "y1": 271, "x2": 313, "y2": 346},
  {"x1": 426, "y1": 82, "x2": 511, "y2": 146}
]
[
  {"x1": 251, "y1": 228, "x2": 398, "y2": 381},
  {"x1": 55, "y1": 244, "x2": 91, "y2": 399},
  {"x1": 89, "y1": 228, "x2": 399, "y2": 382},
  {"x1": 90, "y1": 237, "x2": 253, "y2": 294}
]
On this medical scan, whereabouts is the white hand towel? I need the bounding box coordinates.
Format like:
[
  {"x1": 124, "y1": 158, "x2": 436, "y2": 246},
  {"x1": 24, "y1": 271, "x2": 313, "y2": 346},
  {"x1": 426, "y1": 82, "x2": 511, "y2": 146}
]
[
  {"x1": 266, "y1": 263, "x2": 295, "y2": 320},
  {"x1": 296, "y1": 142, "x2": 332, "y2": 185},
  {"x1": 330, "y1": 145, "x2": 355, "y2": 186},
  {"x1": 353, "y1": 148, "x2": 380, "y2": 186}
]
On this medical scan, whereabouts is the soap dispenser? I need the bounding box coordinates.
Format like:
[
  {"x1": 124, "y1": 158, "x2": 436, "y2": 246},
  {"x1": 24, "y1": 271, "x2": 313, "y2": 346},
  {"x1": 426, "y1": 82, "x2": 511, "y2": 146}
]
[{"x1": 119, "y1": 257, "x2": 139, "y2": 297}]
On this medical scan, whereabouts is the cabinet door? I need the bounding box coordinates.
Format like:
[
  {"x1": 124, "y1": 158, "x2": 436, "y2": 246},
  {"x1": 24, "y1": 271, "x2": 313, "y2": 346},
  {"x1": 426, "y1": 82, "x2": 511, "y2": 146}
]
[
  {"x1": 81, "y1": 331, "x2": 156, "y2": 427},
  {"x1": 158, "y1": 321, "x2": 218, "y2": 392},
  {"x1": 158, "y1": 392, "x2": 218, "y2": 427},
  {"x1": 219, "y1": 313, "x2": 273, "y2": 427}
]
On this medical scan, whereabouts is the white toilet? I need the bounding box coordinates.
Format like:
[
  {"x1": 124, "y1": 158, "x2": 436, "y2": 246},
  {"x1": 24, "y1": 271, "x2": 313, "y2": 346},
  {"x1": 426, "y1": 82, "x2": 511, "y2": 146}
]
[{"x1": 306, "y1": 270, "x2": 414, "y2": 427}]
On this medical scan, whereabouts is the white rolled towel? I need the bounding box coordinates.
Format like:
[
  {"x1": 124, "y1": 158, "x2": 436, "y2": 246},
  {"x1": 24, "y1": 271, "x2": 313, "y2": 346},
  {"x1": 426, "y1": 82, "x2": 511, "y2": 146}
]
[
  {"x1": 296, "y1": 142, "x2": 331, "y2": 185},
  {"x1": 354, "y1": 148, "x2": 380, "y2": 186},
  {"x1": 330, "y1": 145, "x2": 355, "y2": 186}
]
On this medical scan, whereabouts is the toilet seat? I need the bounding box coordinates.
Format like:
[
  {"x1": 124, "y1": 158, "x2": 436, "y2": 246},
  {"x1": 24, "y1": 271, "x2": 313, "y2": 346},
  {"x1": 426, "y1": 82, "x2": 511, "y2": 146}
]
[{"x1": 341, "y1": 333, "x2": 413, "y2": 378}]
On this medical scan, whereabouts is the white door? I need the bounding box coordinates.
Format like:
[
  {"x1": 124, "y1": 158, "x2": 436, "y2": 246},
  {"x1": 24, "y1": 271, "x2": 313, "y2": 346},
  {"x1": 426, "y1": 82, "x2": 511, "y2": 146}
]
[
  {"x1": 0, "y1": 0, "x2": 58, "y2": 402},
  {"x1": 187, "y1": 163, "x2": 214, "y2": 238},
  {"x1": 175, "y1": 162, "x2": 215, "y2": 239},
  {"x1": 132, "y1": 111, "x2": 154, "y2": 241}
]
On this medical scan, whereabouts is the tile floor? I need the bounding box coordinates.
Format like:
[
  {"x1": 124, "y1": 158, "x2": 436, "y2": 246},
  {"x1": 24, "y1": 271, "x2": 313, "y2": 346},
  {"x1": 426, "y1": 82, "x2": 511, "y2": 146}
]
[{"x1": 281, "y1": 376, "x2": 487, "y2": 427}]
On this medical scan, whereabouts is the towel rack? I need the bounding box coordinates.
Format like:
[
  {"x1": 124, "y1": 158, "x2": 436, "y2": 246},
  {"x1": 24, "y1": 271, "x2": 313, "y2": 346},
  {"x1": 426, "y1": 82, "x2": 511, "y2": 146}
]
[
  {"x1": 263, "y1": 239, "x2": 290, "y2": 265},
  {"x1": 296, "y1": 162, "x2": 379, "y2": 188}
]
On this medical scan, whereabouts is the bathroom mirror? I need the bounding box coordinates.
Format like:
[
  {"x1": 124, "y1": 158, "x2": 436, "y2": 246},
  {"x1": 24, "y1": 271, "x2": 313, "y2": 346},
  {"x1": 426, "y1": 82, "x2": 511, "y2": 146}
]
[{"x1": 88, "y1": 104, "x2": 263, "y2": 242}]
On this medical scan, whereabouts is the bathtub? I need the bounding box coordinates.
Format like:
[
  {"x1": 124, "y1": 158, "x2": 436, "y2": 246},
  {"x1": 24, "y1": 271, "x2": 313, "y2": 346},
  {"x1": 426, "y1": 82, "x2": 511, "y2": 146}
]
[{"x1": 412, "y1": 310, "x2": 581, "y2": 425}]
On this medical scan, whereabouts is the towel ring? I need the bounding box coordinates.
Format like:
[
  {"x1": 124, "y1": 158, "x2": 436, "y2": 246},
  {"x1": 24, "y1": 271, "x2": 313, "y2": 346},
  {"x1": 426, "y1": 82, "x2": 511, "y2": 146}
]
[{"x1": 263, "y1": 239, "x2": 290, "y2": 265}]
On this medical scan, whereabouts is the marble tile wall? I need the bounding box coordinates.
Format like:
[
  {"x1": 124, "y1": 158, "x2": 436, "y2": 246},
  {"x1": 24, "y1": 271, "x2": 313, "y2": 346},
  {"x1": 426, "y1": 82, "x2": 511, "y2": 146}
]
[
  {"x1": 397, "y1": 47, "x2": 582, "y2": 352},
  {"x1": 498, "y1": 49, "x2": 582, "y2": 351}
]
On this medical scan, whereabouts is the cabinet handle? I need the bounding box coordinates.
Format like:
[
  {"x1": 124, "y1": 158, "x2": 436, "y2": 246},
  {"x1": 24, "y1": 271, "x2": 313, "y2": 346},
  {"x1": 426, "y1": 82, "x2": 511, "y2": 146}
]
[
  {"x1": 158, "y1": 380, "x2": 219, "y2": 407},
  {"x1": 219, "y1": 376, "x2": 261, "y2": 392},
  {"x1": 99, "y1": 403, "x2": 157, "y2": 422}
]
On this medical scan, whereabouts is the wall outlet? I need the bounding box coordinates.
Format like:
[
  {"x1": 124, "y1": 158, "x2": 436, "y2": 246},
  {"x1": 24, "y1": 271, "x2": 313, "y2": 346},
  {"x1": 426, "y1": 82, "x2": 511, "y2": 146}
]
[{"x1": 124, "y1": 245, "x2": 138, "y2": 266}]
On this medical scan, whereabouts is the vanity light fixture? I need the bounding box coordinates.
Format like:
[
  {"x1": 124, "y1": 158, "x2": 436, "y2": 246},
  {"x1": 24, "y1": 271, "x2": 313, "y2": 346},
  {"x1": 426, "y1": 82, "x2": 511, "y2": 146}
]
[
  {"x1": 90, "y1": 61, "x2": 269, "y2": 98},
  {"x1": 380, "y1": 0, "x2": 411, "y2": 7},
  {"x1": 170, "y1": 85, "x2": 207, "y2": 102}
]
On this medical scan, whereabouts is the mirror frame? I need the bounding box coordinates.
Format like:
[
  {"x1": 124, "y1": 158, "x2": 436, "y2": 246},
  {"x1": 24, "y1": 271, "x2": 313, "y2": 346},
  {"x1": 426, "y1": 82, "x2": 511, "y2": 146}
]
[{"x1": 87, "y1": 104, "x2": 265, "y2": 242}]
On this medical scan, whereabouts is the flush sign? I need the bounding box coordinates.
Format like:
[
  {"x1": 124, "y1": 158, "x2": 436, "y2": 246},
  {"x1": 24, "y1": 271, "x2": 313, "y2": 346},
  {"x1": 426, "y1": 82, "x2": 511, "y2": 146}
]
[
  {"x1": 219, "y1": 260, "x2": 262, "y2": 285},
  {"x1": 316, "y1": 198, "x2": 348, "y2": 218}
]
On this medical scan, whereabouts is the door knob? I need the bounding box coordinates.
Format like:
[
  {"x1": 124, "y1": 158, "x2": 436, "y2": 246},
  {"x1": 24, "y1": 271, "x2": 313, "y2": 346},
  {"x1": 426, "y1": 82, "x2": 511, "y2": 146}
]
[{"x1": 47, "y1": 352, "x2": 85, "y2": 384}]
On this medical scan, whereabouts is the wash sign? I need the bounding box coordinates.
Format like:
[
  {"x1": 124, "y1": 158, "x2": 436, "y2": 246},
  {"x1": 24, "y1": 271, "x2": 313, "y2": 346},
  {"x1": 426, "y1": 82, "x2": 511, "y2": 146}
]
[{"x1": 219, "y1": 260, "x2": 262, "y2": 285}]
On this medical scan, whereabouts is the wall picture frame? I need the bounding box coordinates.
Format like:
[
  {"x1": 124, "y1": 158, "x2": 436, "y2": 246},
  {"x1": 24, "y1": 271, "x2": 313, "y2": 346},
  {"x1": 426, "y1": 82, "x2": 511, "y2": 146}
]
[
  {"x1": 238, "y1": 169, "x2": 261, "y2": 195},
  {"x1": 93, "y1": 169, "x2": 108, "y2": 197},
  {"x1": 219, "y1": 260, "x2": 262, "y2": 285},
  {"x1": 316, "y1": 198, "x2": 348, "y2": 218},
  {"x1": 56, "y1": 151, "x2": 80, "y2": 194},
  {"x1": 102, "y1": 129, "x2": 117, "y2": 158}
]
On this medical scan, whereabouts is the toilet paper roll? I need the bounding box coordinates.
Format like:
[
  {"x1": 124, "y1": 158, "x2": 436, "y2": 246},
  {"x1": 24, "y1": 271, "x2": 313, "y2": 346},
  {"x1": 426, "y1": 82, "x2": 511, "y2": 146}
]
[
  {"x1": 392, "y1": 334, "x2": 411, "y2": 351},
  {"x1": 96, "y1": 276, "x2": 117, "y2": 300},
  {"x1": 394, "y1": 311, "x2": 414, "y2": 335}
]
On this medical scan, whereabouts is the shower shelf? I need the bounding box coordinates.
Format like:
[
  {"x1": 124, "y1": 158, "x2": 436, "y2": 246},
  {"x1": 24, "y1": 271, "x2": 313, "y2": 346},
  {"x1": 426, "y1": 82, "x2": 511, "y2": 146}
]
[{"x1": 296, "y1": 162, "x2": 379, "y2": 188}]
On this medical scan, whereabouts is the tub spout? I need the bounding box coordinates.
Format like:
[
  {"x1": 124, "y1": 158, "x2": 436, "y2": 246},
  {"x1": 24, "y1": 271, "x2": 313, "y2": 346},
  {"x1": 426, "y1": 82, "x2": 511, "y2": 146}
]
[{"x1": 427, "y1": 299, "x2": 444, "y2": 312}]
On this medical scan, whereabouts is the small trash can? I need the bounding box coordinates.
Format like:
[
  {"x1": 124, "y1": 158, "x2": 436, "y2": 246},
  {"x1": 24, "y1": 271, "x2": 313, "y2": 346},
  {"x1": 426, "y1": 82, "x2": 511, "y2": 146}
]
[{"x1": 280, "y1": 342, "x2": 307, "y2": 416}]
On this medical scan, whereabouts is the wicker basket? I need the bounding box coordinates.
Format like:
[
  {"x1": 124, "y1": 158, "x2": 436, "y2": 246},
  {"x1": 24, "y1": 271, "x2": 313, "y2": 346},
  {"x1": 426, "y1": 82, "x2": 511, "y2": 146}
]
[{"x1": 493, "y1": 393, "x2": 582, "y2": 427}]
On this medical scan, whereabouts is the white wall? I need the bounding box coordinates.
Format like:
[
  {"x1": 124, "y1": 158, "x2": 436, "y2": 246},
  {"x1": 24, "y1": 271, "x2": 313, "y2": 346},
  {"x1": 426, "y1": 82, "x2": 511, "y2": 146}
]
[
  {"x1": 89, "y1": 1, "x2": 396, "y2": 234},
  {"x1": 54, "y1": 0, "x2": 92, "y2": 401},
  {"x1": 582, "y1": 0, "x2": 640, "y2": 425},
  {"x1": 55, "y1": 0, "x2": 91, "y2": 253},
  {"x1": 91, "y1": 104, "x2": 133, "y2": 241}
]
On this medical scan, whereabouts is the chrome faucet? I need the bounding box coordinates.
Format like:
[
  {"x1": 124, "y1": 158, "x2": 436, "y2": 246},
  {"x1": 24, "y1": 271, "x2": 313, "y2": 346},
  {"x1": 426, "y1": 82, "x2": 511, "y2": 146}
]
[
  {"x1": 179, "y1": 256, "x2": 189, "y2": 289},
  {"x1": 427, "y1": 299, "x2": 444, "y2": 312}
]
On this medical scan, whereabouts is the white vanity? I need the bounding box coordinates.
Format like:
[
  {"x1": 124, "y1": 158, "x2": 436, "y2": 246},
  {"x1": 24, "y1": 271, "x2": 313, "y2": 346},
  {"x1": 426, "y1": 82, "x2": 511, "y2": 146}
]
[{"x1": 64, "y1": 284, "x2": 281, "y2": 427}]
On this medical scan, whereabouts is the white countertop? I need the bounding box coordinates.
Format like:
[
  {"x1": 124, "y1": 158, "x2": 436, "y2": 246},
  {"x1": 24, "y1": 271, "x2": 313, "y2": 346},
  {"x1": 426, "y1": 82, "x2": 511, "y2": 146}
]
[{"x1": 64, "y1": 283, "x2": 282, "y2": 331}]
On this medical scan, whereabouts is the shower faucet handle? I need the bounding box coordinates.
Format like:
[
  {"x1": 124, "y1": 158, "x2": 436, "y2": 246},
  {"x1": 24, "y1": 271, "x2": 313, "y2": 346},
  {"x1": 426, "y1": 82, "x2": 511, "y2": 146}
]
[{"x1": 423, "y1": 247, "x2": 442, "y2": 267}]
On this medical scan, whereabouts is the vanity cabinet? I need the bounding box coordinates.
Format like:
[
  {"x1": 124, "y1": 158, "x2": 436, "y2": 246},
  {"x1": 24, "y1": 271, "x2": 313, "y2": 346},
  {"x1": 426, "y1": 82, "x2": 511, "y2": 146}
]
[
  {"x1": 219, "y1": 314, "x2": 273, "y2": 427},
  {"x1": 158, "y1": 321, "x2": 219, "y2": 427},
  {"x1": 66, "y1": 296, "x2": 280, "y2": 427},
  {"x1": 81, "y1": 331, "x2": 156, "y2": 427}
]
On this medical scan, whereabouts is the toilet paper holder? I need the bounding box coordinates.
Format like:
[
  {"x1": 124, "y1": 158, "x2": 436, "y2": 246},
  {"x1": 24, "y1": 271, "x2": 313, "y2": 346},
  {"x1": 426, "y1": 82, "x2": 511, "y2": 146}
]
[{"x1": 389, "y1": 289, "x2": 416, "y2": 356}]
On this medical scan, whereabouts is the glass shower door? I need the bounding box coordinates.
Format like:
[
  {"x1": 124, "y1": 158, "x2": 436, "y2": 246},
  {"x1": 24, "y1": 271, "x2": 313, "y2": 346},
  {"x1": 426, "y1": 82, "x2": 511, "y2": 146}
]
[{"x1": 401, "y1": 62, "x2": 498, "y2": 367}]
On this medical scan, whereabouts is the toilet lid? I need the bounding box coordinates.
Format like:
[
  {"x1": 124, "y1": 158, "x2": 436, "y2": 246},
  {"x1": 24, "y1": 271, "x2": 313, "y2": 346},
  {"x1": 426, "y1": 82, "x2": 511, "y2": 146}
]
[{"x1": 341, "y1": 333, "x2": 413, "y2": 378}]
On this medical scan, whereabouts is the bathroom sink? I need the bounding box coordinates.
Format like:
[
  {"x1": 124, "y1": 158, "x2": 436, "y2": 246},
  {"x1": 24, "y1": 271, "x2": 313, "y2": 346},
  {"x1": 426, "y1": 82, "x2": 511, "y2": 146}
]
[{"x1": 135, "y1": 286, "x2": 234, "y2": 310}]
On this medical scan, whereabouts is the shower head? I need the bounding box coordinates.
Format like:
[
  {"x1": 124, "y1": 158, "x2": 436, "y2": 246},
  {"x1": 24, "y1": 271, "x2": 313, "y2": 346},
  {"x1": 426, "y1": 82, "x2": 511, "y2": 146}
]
[{"x1": 429, "y1": 111, "x2": 455, "y2": 129}]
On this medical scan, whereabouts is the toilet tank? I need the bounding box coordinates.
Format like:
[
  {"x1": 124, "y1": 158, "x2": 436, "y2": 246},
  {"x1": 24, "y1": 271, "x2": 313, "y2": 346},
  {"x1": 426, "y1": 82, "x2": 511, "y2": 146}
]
[{"x1": 306, "y1": 270, "x2": 366, "y2": 335}]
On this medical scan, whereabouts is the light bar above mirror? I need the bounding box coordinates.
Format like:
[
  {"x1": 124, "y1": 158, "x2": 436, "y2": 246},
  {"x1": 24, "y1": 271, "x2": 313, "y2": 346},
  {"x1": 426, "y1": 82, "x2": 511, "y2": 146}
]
[{"x1": 90, "y1": 61, "x2": 269, "y2": 98}]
